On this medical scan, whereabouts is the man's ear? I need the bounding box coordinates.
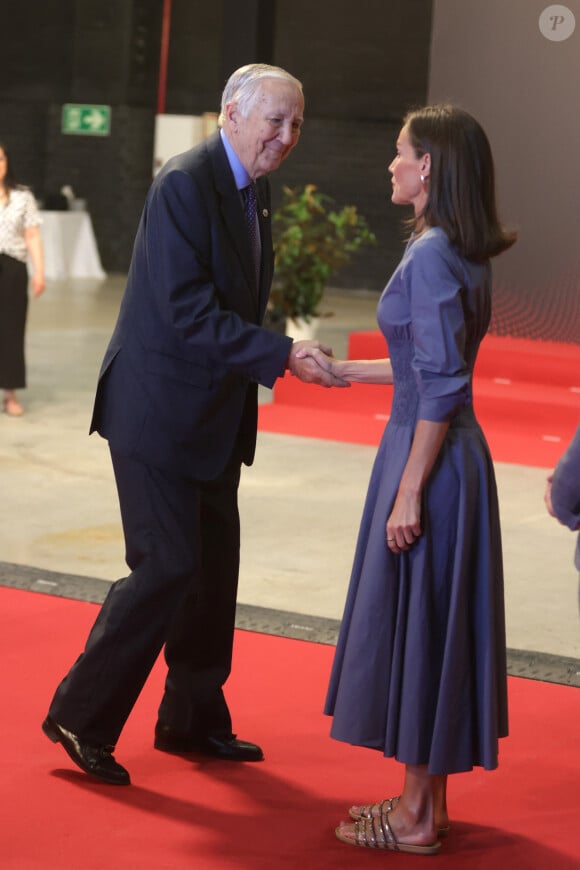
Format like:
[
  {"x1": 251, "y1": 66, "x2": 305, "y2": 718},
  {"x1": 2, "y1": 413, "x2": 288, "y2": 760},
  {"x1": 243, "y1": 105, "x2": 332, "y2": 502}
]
[{"x1": 225, "y1": 101, "x2": 239, "y2": 128}]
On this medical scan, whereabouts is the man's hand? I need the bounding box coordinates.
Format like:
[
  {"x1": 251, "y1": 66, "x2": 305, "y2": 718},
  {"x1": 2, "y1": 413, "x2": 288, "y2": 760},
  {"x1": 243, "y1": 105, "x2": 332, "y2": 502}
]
[{"x1": 287, "y1": 341, "x2": 350, "y2": 387}]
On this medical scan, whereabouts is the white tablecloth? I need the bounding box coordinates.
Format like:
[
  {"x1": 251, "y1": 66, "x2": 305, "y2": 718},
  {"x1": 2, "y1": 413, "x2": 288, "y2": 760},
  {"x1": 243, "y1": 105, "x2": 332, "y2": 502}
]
[{"x1": 39, "y1": 211, "x2": 106, "y2": 280}]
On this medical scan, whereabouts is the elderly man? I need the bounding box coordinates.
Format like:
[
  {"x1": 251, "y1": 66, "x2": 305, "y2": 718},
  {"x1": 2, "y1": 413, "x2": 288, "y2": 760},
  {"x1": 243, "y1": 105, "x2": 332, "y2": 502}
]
[{"x1": 42, "y1": 63, "x2": 343, "y2": 785}]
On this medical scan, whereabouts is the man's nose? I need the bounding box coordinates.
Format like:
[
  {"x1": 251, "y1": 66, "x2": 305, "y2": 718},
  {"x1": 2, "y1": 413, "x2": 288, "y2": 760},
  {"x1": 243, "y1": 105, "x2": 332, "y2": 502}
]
[{"x1": 278, "y1": 123, "x2": 297, "y2": 145}]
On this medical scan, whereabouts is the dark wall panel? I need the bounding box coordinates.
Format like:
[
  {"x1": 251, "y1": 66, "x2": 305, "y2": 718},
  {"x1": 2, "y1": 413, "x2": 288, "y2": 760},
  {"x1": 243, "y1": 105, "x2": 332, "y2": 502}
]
[
  {"x1": 164, "y1": 0, "x2": 224, "y2": 114},
  {"x1": 1, "y1": 0, "x2": 432, "y2": 278},
  {"x1": 0, "y1": 0, "x2": 76, "y2": 197},
  {"x1": 274, "y1": 0, "x2": 432, "y2": 121},
  {"x1": 70, "y1": 0, "x2": 162, "y2": 106},
  {"x1": 0, "y1": 103, "x2": 48, "y2": 197},
  {"x1": 1, "y1": 0, "x2": 76, "y2": 101}
]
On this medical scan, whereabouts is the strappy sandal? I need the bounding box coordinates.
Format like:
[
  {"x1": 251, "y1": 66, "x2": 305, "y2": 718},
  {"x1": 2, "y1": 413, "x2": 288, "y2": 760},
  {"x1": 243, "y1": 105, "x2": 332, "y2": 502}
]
[
  {"x1": 349, "y1": 796, "x2": 398, "y2": 821},
  {"x1": 335, "y1": 815, "x2": 441, "y2": 855},
  {"x1": 349, "y1": 797, "x2": 450, "y2": 837}
]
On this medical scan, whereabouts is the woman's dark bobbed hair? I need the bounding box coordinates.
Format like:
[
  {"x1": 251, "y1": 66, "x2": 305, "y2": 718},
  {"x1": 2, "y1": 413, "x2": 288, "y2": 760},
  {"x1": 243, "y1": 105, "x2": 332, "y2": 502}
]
[{"x1": 405, "y1": 104, "x2": 517, "y2": 261}]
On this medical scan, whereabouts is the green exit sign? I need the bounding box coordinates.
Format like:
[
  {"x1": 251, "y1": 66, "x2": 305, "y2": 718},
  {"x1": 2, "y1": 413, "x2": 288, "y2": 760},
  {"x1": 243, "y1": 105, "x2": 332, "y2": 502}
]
[{"x1": 62, "y1": 104, "x2": 111, "y2": 136}]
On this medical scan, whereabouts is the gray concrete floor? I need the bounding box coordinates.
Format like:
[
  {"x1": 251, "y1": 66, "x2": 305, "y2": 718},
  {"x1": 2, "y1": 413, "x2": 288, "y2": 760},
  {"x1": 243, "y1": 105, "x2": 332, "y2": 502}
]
[{"x1": 1, "y1": 276, "x2": 579, "y2": 661}]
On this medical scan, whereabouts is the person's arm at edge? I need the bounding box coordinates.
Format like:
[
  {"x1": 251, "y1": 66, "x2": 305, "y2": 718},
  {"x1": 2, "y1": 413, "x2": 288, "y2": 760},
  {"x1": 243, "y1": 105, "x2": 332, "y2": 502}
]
[
  {"x1": 24, "y1": 225, "x2": 45, "y2": 297},
  {"x1": 546, "y1": 425, "x2": 580, "y2": 530}
]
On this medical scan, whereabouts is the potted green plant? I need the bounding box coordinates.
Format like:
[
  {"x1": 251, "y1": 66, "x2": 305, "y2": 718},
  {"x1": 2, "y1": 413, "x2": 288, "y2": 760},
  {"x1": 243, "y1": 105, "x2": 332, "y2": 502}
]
[{"x1": 269, "y1": 184, "x2": 376, "y2": 338}]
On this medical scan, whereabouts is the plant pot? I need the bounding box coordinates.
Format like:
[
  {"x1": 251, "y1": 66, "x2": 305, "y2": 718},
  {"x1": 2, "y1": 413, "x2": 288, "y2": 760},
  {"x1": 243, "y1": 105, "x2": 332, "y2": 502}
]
[{"x1": 285, "y1": 315, "x2": 320, "y2": 341}]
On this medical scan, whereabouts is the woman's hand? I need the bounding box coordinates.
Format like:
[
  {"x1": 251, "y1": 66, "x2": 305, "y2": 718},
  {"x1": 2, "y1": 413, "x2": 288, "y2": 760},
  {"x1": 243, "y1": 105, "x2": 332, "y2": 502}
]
[
  {"x1": 295, "y1": 347, "x2": 393, "y2": 386},
  {"x1": 386, "y1": 487, "x2": 422, "y2": 552},
  {"x1": 544, "y1": 474, "x2": 557, "y2": 519},
  {"x1": 293, "y1": 346, "x2": 350, "y2": 385},
  {"x1": 31, "y1": 274, "x2": 45, "y2": 297},
  {"x1": 386, "y1": 419, "x2": 450, "y2": 553}
]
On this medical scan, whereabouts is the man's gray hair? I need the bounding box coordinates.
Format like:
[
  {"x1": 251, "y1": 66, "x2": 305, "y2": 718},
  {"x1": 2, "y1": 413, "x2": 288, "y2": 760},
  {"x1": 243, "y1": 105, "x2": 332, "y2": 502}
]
[{"x1": 218, "y1": 63, "x2": 303, "y2": 126}]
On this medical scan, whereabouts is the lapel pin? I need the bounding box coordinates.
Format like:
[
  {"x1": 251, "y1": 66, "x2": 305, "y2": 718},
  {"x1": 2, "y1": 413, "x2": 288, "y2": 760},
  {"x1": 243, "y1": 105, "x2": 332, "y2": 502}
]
[{"x1": 262, "y1": 208, "x2": 269, "y2": 218}]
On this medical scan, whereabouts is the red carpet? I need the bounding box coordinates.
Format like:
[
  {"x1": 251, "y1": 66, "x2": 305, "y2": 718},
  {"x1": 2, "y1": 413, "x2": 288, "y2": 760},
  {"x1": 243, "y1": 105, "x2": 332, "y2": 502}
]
[
  {"x1": 3, "y1": 586, "x2": 580, "y2": 868},
  {"x1": 259, "y1": 333, "x2": 580, "y2": 468}
]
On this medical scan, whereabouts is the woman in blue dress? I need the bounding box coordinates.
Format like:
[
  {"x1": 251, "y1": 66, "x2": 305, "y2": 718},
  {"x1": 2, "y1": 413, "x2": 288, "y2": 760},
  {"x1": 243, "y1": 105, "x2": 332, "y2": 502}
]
[{"x1": 303, "y1": 105, "x2": 517, "y2": 855}]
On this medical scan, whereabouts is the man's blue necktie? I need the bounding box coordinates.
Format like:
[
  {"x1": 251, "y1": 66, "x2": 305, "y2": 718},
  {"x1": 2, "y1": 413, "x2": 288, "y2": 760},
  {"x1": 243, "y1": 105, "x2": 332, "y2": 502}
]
[{"x1": 243, "y1": 183, "x2": 261, "y2": 285}]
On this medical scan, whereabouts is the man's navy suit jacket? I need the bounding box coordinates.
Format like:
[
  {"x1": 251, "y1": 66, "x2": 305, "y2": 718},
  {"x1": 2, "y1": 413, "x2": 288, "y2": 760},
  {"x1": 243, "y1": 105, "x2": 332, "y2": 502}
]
[{"x1": 90, "y1": 131, "x2": 292, "y2": 481}]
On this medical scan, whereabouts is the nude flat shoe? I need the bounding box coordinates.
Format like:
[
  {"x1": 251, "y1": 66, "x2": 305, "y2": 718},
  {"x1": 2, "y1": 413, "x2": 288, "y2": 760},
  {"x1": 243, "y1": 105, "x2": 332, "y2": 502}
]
[{"x1": 3, "y1": 397, "x2": 24, "y2": 416}]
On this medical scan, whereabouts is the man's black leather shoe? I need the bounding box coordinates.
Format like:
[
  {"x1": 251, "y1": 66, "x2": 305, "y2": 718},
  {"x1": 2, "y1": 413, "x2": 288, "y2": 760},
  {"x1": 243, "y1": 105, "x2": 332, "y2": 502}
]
[
  {"x1": 42, "y1": 716, "x2": 131, "y2": 785},
  {"x1": 154, "y1": 725, "x2": 264, "y2": 761}
]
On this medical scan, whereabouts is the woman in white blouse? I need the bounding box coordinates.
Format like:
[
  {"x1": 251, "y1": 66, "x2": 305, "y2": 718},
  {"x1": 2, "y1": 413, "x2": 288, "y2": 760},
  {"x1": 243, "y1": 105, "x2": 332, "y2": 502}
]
[{"x1": 0, "y1": 142, "x2": 45, "y2": 415}]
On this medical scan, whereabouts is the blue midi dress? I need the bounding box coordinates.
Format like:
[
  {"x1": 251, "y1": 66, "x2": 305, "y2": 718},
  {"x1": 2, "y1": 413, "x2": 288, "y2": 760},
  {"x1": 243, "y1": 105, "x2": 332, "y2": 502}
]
[{"x1": 324, "y1": 227, "x2": 508, "y2": 774}]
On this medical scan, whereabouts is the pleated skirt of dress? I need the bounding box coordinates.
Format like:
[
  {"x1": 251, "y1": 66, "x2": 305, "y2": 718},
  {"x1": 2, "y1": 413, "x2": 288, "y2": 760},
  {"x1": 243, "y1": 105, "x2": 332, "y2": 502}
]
[{"x1": 324, "y1": 408, "x2": 509, "y2": 775}]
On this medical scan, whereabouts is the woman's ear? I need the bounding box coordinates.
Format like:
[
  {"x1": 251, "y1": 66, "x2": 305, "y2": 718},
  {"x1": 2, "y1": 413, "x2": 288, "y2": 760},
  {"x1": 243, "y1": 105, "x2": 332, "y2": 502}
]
[{"x1": 421, "y1": 152, "x2": 431, "y2": 179}]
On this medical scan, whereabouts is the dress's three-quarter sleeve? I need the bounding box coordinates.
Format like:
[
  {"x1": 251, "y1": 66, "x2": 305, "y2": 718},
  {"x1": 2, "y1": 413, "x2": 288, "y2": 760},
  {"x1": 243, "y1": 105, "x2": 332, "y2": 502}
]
[{"x1": 404, "y1": 230, "x2": 471, "y2": 422}]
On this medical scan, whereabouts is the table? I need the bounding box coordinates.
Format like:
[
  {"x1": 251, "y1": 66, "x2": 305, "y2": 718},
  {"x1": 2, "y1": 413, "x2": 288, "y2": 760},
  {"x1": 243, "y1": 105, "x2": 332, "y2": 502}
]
[{"x1": 38, "y1": 211, "x2": 106, "y2": 280}]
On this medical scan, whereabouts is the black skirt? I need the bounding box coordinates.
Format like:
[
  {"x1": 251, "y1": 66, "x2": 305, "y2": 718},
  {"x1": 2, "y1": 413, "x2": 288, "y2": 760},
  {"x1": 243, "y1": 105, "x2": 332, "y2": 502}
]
[{"x1": 0, "y1": 253, "x2": 28, "y2": 388}]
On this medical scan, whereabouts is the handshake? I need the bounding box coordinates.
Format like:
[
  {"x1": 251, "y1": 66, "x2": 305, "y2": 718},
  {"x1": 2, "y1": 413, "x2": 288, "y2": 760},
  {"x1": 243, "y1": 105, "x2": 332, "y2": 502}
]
[{"x1": 287, "y1": 340, "x2": 349, "y2": 388}]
